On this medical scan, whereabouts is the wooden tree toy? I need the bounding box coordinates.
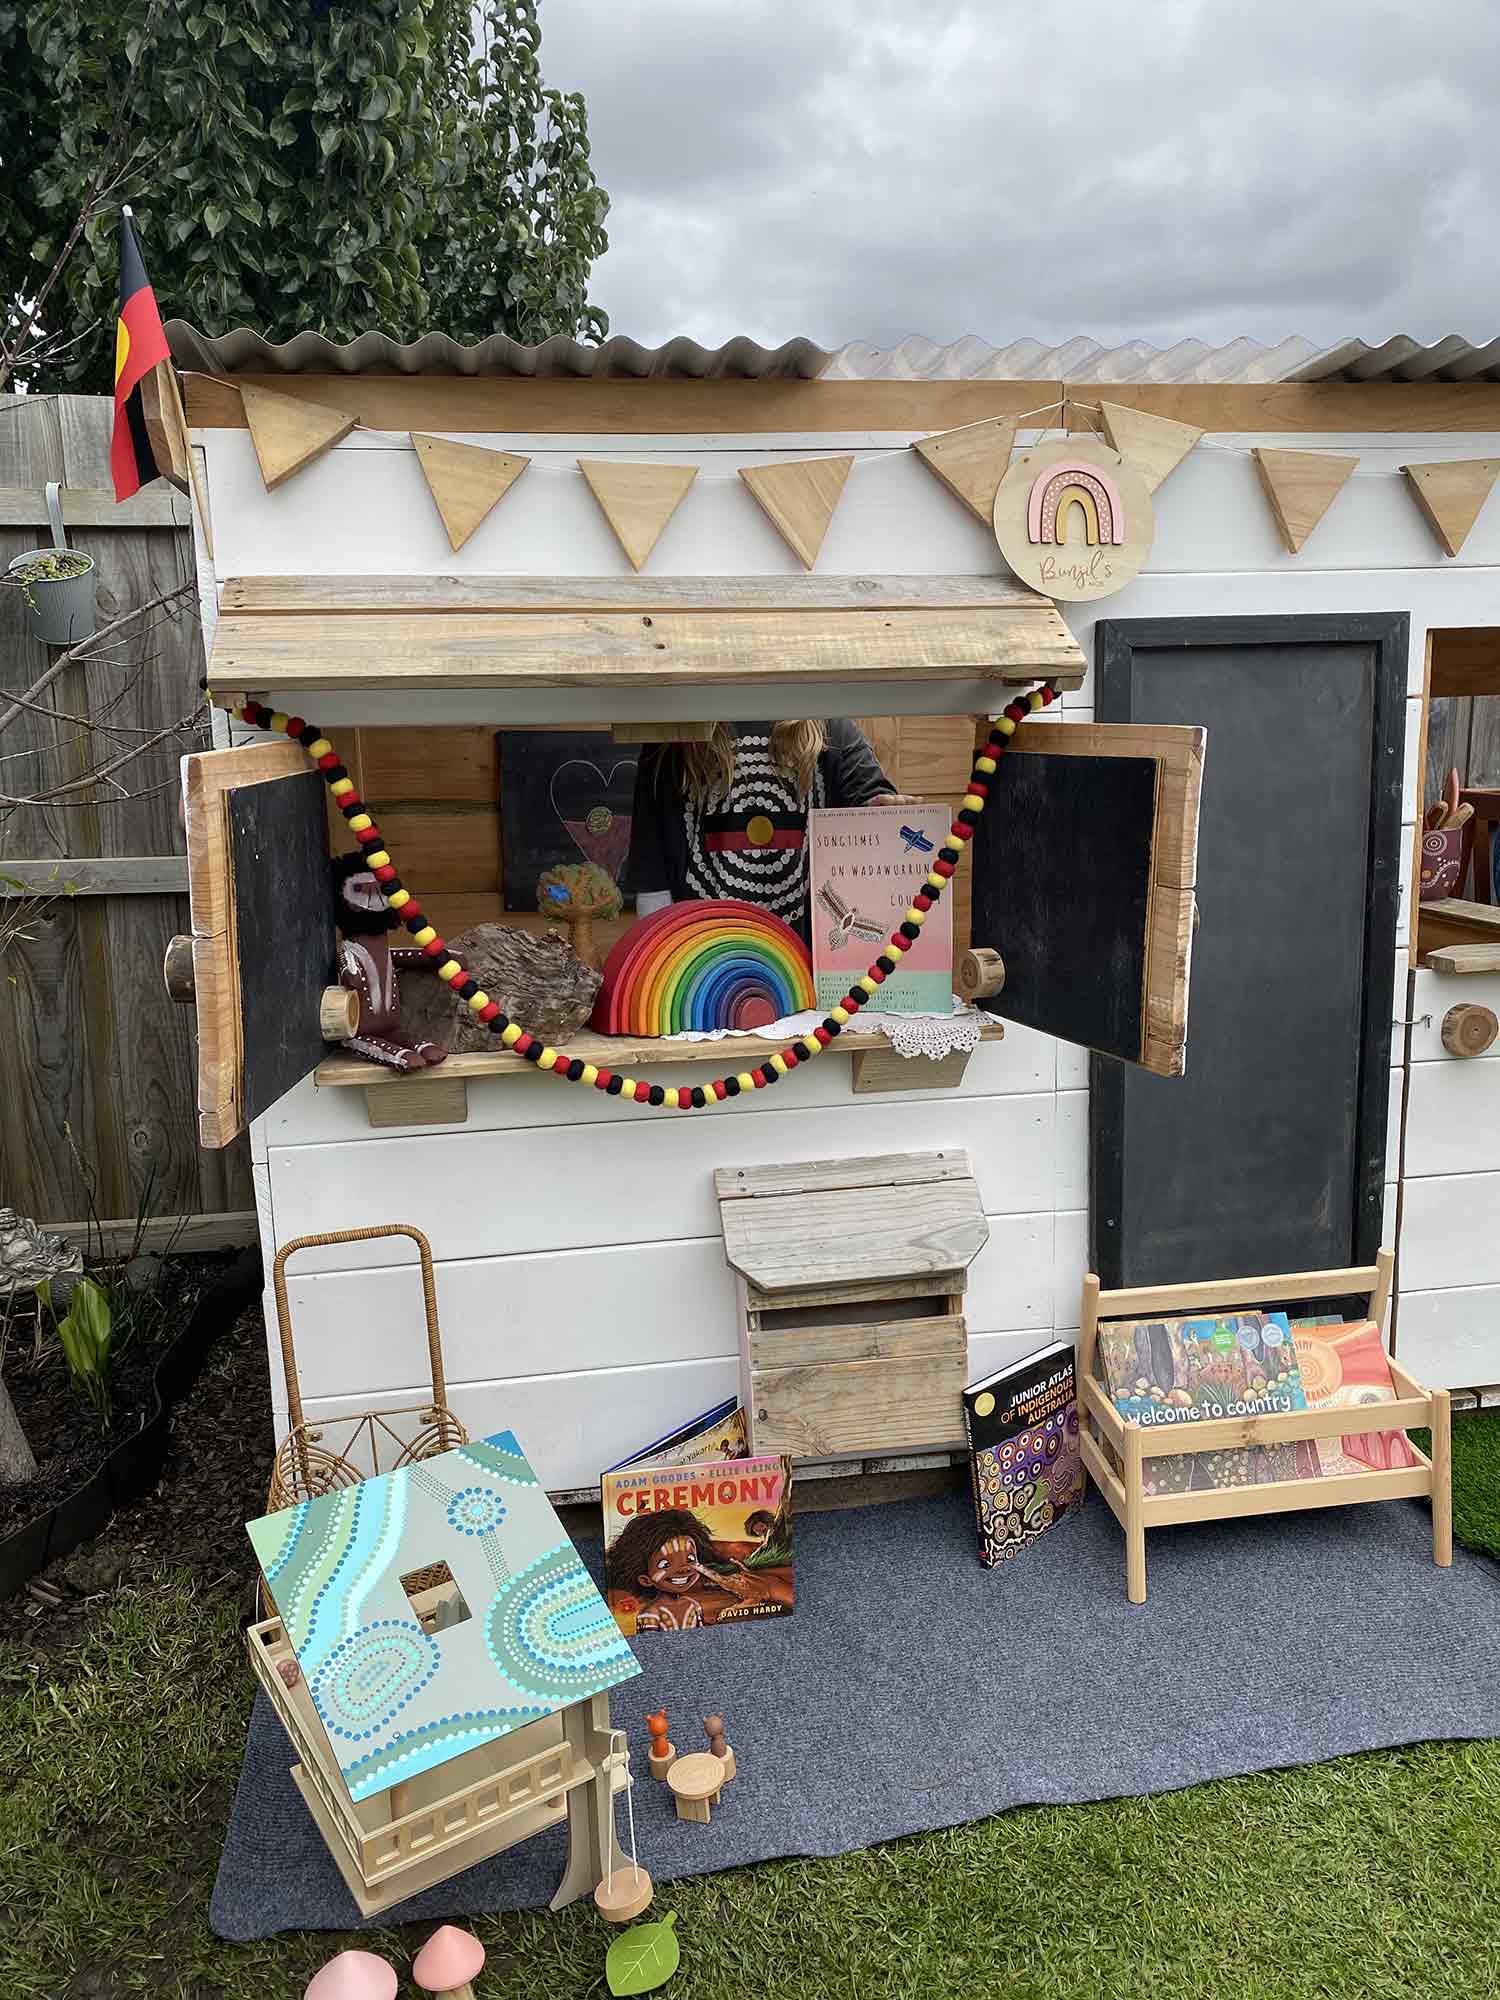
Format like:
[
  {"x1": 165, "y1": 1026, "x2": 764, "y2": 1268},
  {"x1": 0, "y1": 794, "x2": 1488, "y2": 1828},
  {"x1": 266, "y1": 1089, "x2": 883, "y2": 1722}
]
[
  {"x1": 702, "y1": 1714, "x2": 736, "y2": 1781},
  {"x1": 666, "y1": 1752, "x2": 725, "y2": 1825},
  {"x1": 537, "y1": 860, "x2": 623, "y2": 972},
  {"x1": 303, "y1": 1951, "x2": 397, "y2": 2000},
  {"x1": 646, "y1": 1708, "x2": 676, "y2": 1780},
  {"x1": 412, "y1": 1926, "x2": 485, "y2": 2000}
]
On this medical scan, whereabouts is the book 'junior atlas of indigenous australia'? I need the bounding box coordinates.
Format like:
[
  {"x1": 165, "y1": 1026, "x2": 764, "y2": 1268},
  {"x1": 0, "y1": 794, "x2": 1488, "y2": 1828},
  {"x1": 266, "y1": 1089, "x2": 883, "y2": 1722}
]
[
  {"x1": 601, "y1": 1455, "x2": 794, "y2": 1636},
  {"x1": 808, "y1": 801, "x2": 953, "y2": 1013},
  {"x1": 962, "y1": 1339, "x2": 1085, "y2": 1566}
]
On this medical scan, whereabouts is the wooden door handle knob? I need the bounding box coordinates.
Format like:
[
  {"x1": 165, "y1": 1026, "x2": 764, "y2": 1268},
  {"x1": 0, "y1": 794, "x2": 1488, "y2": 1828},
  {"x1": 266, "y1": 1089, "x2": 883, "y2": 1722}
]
[
  {"x1": 1440, "y1": 1003, "x2": 1498, "y2": 1059},
  {"x1": 957, "y1": 947, "x2": 1006, "y2": 1000},
  {"x1": 163, "y1": 933, "x2": 195, "y2": 1002}
]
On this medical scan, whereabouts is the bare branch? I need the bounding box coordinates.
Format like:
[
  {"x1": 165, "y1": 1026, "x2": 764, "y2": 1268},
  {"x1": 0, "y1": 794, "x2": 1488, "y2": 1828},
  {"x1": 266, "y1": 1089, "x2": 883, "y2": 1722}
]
[{"x1": 0, "y1": 582, "x2": 195, "y2": 740}]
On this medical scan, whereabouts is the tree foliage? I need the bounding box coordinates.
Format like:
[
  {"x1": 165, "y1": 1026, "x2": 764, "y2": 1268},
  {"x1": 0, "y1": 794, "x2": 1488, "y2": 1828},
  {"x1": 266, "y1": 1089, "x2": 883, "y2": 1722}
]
[{"x1": 1, "y1": 0, "x2": 609, "y2": 389}]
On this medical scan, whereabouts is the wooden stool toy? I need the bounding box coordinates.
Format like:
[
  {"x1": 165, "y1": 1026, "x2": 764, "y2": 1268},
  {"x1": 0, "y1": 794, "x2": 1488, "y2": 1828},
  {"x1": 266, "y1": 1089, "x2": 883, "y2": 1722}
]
[
  {"x1": 646, "y1": 1708, "x2": 676, "y2": 1779},
  {"x1": 703, "y1": 1714, "x2": 736, "y2": 1781},
  {"x1": 666, "y1": 1752, "x2": 724, "y2": 1825}
]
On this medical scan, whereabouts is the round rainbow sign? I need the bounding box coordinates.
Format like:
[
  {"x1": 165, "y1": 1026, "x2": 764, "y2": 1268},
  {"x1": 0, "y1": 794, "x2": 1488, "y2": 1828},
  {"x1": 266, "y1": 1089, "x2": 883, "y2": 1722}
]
[
  {"x1": 993, "y1": 436, "x2": 1154, "y2": 602},
  {"x1": 591, "y1": 899, "x2": 815, "y2": 1036}
]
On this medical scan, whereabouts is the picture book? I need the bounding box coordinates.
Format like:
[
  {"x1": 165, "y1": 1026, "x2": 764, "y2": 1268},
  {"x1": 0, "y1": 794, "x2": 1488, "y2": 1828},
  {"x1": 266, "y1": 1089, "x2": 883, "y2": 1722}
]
[
  {"x1": 961, "y1": 1339, "x2": 1085, "y2": 1566},
  {"x1": 247, "y1": 1430, "x2": 639, "y2": 1803},
  {"x1": 1290, "y1": 1319, "x2": 1420, "y2": 1476},
  {"x1": 603, "y1": 1396, "x2": 749, "y2": 1475},
  {"x1": 807, "y1": 801, "x2": 953, "y2": 1013},
  {"x1": 1093, "y1": 1311, "x2": 1314, "y2": 1497},
  {"x1": 601, "y1": 1455, "x2": 793, "y2": 1636}
]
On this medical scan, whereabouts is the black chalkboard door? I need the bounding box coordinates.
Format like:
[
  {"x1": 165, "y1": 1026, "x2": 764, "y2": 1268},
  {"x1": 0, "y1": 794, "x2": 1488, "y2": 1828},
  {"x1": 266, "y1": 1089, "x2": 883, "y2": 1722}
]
[{"x1": 1091, "y1": 614, "x2": 1408, "y2": 1288}]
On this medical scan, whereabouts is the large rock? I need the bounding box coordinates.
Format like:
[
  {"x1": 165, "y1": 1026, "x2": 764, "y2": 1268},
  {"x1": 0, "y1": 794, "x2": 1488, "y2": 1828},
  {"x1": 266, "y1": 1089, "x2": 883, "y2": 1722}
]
[{"x1": 400, "y1": 925, "x2": 602, "y2": 1052}]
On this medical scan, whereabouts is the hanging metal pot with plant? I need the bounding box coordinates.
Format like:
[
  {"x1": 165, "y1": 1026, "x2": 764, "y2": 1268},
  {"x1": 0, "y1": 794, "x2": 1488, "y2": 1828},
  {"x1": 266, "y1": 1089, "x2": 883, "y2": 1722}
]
[{"x1": 7, "y1": 481, "x2": 96, "y2": 646}]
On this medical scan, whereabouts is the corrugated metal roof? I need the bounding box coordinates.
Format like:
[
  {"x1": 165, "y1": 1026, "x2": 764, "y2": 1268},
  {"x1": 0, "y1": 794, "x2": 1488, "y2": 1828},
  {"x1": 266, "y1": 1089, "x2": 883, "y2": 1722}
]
[
  {"x1": 165, "y1": 323, "x2": 830, "y2": 380},
  {"x1": 1283, "y1": 335, "x2": 1500, "y2": 384},
  {"x1": 821, "y1": 334, "x2": 1323, "y2": 383}
]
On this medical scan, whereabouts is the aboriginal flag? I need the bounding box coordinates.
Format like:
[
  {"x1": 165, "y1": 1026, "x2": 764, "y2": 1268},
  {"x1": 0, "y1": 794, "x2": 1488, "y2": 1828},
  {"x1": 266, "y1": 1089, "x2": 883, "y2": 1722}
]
[{"x1": 111, "y1": 210, "x2": 171, "y2": 502}]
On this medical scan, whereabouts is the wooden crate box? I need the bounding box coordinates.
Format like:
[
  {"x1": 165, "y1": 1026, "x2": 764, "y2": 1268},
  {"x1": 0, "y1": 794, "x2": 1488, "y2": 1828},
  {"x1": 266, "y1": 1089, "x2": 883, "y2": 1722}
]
[{"x1": 716, "y1": 1150, "x2": 988, "y2": 1459}]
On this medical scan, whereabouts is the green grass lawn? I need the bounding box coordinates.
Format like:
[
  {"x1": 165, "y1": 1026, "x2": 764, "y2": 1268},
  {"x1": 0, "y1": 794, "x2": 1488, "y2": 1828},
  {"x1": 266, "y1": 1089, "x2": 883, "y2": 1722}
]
[{"x1": 4, "y1": 1414, "x2": 1499, "y2": 2000}]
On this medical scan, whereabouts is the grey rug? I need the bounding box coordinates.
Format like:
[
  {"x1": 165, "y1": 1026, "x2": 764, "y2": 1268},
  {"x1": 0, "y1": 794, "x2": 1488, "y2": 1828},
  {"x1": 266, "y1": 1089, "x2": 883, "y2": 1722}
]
[{"x1": 210, "y1": 1491, "x2": 1500, "y2": 1939}]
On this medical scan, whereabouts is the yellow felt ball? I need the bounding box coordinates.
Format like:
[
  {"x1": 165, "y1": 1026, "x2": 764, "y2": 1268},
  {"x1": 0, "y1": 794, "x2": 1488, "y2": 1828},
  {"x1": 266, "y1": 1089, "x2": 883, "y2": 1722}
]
[
  {"x1": 994, "y1": 715, "x2": 1016, "y2": 737},
  {"x1": 387, "y1": 889, "x2": 410, "y2": 910},
  {"x1": 1028, "y1": 688, "x2": 1045, "y2": 709},
  {"x1": 269, "y1": 712, "x2": 289, "y2": 733},
  {"x1": 581, "y1": 1063, "x2": 598, "y2": 1086},
  {"x1": 736, "y1": 1072, "x2": 756, "y2": 1092},
  {"x1": 537, "y1": 1047, "x2": 558, "y2": 1070},
  {"x1": 905, "y1": 906, "x2": 924, "y2": 924},
  {"x1": 975, "y1": 754, "x2": 997, "y2": 773},
  {"x1": 887, "y1": 938, "x2": 905, "y2": 957},
  {"x1": 501, "y1": 1023, "x2": 522, "y2": 1047},
  {"x1": 412, "y1": 925, "x2": 436, "y2": 947},
  {"x1": 308, "y1": 738, "x2": 332, "y2": 759},
  {"x1": 858, "y1": 975, "x2": 878, "y2": 995},
  {"x1": 467, "y1": 990, "x2": 489, "y2": 1012},
  {"x1": 962, "y1": 794, "x2": 983, "y2": 812},
  {"x1": 330, "y1": 777, "x2": 353, "y2": 798},
  {"x1": 437, "y1": 960, "x2": 461, "y2": 982},
  {"x1": 366, "y1": 850, "x2": 390, "y2": 870},
  {"x1": 927, "y1": 871, "x2": 945, "y2": 891},
  {"x1": 831, "y1": 1006, "x2": 850, "y2": 1025},
  {"x1": 663, "y1": 1088, "x2": 679, "y2": 1108},
  {"x1": 618, "y1": 1076, "x2": 636, "y2": 1097},
  {"x1": 769, "y1": 1054, "x2": 787, "y2": 1076},
  {"x1": 348, "y1": 812, "x2": 372, "y2": 833},
  {"x1": 801, "y1": 1036, "x2": 820, "y2": 1057}
]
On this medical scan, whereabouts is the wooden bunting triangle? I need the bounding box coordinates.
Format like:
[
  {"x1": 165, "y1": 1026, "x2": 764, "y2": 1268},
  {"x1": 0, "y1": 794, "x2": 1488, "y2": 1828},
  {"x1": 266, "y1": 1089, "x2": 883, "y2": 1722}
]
[
  {"x1": 579, "y1": 460, "x2": 698, "y2": 569},
  {"x1": 1099, "y1": 402, "x2": 1203, "y2": 494},
  {"x1": 912, "y1": 418, "x2": 1016, "y2": 524},
  {"x1": 739, "y1": 456, "x2": 854, "y2": 568},
  {"x1": 238, "y1": 382, "x2": 357, "y2": 491},
  {"x1": 1401, "y1": 459, "x2": 1500, "y2": 557},
  {"x1": 1251, "y1": 447, "x2": 1358, "y2": 553},
  {"x1": 411, "y1": 433, "x2": 529, "y2": 551}
]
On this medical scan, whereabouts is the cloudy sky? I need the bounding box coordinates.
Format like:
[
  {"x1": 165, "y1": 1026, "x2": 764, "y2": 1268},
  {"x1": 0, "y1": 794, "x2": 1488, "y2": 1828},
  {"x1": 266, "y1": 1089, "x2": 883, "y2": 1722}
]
[{"x1": 538, "y1": 0, "x2": 1500, "y2": 357}]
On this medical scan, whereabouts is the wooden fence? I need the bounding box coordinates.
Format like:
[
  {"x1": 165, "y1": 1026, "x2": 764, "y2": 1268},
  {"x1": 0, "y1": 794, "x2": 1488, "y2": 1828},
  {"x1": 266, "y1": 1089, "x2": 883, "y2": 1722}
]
[{"x1": 0, "y1": 393, "x2": 252, "y2": 1232}]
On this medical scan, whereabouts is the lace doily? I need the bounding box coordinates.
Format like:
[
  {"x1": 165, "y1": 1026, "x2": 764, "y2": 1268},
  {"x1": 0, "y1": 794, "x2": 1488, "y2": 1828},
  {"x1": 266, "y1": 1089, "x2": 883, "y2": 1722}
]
[{"x1": 663, "y1": 997, "x2": 986, "y2": 1061}]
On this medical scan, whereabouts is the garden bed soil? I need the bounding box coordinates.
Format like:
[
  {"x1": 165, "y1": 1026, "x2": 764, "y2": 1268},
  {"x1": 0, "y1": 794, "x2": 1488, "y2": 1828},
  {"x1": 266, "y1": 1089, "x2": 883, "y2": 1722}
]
[{"x1": 0, "y1": 1250, "x2": 261, "y2": 1606}]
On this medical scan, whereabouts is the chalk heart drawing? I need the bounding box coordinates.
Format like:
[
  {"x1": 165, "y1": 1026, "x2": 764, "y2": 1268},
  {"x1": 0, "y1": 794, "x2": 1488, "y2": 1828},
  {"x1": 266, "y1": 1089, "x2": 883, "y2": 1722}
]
[
  {"x1": 993, "y1": 437, "x2": 1154, "y2": 602},
  {"x1": 549, "y1": 756, "x2": 638, "y2": 878}
]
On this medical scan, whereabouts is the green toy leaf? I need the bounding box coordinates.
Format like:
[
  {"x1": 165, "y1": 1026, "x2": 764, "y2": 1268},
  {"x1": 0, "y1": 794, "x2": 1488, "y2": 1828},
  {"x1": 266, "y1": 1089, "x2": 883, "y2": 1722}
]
[{"x1": 606, "y1": 1911, "x2": 680, "y2": 1997}]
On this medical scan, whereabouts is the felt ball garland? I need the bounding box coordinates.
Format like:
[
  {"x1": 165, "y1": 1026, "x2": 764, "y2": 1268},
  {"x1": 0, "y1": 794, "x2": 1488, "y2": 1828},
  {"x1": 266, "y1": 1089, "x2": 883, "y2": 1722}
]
[{"x1": 210, "y1": 683, "x2": 1059, "y2": 1108}]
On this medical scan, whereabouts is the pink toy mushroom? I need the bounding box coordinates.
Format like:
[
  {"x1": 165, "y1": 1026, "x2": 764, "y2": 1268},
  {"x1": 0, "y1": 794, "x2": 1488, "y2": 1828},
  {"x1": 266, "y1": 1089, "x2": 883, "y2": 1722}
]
[
  {"x1": 412, "y1": 1924, "x2": 486, "y2": 2000},
  {"x1": 303, "y1": 1950, "x2": 398, "y2": 2000}
]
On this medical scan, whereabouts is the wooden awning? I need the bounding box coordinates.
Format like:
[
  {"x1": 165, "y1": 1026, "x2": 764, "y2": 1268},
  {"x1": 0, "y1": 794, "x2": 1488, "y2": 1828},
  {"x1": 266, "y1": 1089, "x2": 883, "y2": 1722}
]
[{"x1": 208, "y1": 575, "x2": 1085, "y2": 716}]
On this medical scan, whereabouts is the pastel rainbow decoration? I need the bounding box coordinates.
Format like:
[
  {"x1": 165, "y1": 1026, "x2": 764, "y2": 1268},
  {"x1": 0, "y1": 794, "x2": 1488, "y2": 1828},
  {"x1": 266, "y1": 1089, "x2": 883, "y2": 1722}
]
[
  {"x1": 592, "y1": 899, "x2": 815, "y2": 1036},
  {"x1": 1027, "y1": 458, "x2": 1126, "y2": 547}
]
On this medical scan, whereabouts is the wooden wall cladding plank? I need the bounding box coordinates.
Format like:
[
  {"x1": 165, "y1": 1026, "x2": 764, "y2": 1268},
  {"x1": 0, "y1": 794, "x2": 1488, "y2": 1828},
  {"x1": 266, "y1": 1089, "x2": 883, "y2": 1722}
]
[
  {"x1": 1404, "y1": 1062, "x2": 1500, "y2": 1178},
  {"x1": 265, "y1": 1090, "x2": 1056, "y2": 1270},
  {"x1": 1393, "y1": 1285, "x2": 1500, "y2": 1389},
  {"x1": 265, "y1": 1207, "x2": 1056, "y2": 1404},
  {"x1": 257, "y1": 1028, "x2": 1057, "y2": 1147},
  {"x1": 357, "y1": 726, "x2": 499, "y2": 804},
  {"x1": 375, "y1": 808, "x2": 500, "y2": 893},
  {"x1": 1399, "y1": 1171, "x2": 1500, "y2": 1291}
]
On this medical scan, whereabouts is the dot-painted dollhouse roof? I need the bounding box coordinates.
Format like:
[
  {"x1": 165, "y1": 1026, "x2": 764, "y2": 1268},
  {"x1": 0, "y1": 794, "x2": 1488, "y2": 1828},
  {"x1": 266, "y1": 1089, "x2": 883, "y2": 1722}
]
[{"x1": 247, "y1": 1431, "x2": 639, "y2": 1803}]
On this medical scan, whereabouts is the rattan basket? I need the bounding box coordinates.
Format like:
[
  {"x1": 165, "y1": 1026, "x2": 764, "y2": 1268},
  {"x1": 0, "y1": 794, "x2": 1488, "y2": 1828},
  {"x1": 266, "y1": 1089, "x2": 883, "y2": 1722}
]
[{"x1": 266, "y1": 1223, "x2": 468, "y2": 1515}]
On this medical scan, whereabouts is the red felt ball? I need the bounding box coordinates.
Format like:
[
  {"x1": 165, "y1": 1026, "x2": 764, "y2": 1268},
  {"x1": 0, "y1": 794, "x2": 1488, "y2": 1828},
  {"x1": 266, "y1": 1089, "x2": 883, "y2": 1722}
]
[
  {"x1": 933, "y1": 858, "x2": 955, "y2": 878},
  {"x1": 814, "y1": 1026, "x2": 831, "y2": 1046},
  {"x1": 594, "y1": 1068, "x2": 613, "y2": 1090},
  {"x1": 750, "y1": 1069, "x2": 765, "y2": 1088},
  {"x1": 373, "y1": 864, "x2": 397, "y2": 881},
  {"x1": 968, "y1": 780, "x2": 988, "y2": 798},
  {"x1": 634, "y1": 1080, "x2": 650, "y2": 1102},
  {"x1": 477, "y1": 1001, "x2": 500, "y2": 1022},
  {"x1": 514, "y1": 1033, "x2": 534, "y2": 1055},
  {"x1": 421, "y1": 938, "x2": 447, "y2": 958},
  {"x1": 286, "y1": 717, "x2": 305, "y2": 737},
  {"x1": 712, "y1": 1079, "x2": 728, "y2": 1099},
  {"x1": 914, "y1": 893, "x2": 933, "y2": 912},
  {"x1": 317, "y1": 752, "x2": 339, "y2": 771},
  {"x1": 869, "y1": 966, "x2": 885, "y2": 983},
  {"x1": 950, "y1": 822, "x2": 973, "y2": 842}
]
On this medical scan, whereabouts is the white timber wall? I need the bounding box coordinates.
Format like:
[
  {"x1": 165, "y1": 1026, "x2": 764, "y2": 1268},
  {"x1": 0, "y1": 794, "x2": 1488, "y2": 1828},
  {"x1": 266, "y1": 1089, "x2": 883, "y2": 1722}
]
[{"x1": 201, "y1": 420, "x2": 1500, "y2": 1487}]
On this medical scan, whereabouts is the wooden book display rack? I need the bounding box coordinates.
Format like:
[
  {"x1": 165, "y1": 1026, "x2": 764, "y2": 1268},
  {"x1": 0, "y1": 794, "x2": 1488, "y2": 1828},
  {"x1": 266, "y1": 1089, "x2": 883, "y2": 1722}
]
[{"x1": 1078, "y1": 1249, "x2": 1452, "y2": 1603}]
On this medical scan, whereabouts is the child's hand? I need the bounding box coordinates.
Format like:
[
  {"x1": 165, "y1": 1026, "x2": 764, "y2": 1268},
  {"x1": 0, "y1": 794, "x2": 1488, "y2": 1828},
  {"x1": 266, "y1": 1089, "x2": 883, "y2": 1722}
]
[{"x1": 869, "y1": 791, "x2": 923, "y2": 805}]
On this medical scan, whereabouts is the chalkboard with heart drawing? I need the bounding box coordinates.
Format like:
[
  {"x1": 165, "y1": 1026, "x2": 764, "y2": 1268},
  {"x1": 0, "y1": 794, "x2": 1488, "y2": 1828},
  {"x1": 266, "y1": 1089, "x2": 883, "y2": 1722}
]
[{"x1": 496, "y1": 731, "x2": 641, "y2": 911}]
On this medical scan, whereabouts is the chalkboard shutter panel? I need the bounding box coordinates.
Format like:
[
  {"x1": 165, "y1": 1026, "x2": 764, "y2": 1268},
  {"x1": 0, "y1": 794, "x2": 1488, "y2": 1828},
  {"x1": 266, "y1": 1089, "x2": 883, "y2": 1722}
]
[
  {"x1": 967, "y1": 722, "x2": 1206, "y2": 1076},
  {"x1": 181, "y1": 742, "x2": 338, "y2": 1146}
]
